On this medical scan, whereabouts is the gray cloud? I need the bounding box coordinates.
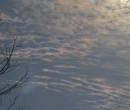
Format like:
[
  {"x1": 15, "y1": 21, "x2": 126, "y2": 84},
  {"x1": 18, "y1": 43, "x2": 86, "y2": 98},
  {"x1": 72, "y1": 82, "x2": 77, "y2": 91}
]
[
  {"x1": 1, "y1": 1, "x2": 130, "y2": 109},
  {"x1": 27, "y1": 70, "x2": 130, "y2": 110}
]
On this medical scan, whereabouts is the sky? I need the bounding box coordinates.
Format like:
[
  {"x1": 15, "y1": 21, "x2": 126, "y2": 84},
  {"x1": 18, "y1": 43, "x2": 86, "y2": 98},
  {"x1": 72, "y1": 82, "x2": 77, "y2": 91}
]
[{"x1": 1, "y1": 0, "x2": 130, "y2": 110}]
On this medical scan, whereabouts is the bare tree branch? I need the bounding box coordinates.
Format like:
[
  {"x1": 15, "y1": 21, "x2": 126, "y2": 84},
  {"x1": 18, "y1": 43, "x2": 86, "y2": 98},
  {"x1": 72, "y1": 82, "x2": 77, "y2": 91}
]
[
  {"x1": 0, "y1": 37, "x2": 18, "y2": 75},
  {"x1": 0, "y1": 10, "x2": 30, "y2": 110},
  {"x1": 7, "y1": 95, "x2": 19, "y2": 110},
  {"x1": 0, "y1": 68, "x2": 29, "y2": 95}
]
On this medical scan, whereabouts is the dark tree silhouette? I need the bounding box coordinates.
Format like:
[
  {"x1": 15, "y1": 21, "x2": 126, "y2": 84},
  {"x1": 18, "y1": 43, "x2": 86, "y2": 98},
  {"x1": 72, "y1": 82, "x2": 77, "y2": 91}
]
[{"x1": 0, "y1": 11, "x2": 30, "y2": 110}]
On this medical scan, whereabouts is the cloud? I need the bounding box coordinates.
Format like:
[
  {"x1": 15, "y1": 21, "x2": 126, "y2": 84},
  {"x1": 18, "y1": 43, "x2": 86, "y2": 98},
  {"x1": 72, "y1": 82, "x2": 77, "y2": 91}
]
[
  {"x1": 26, "y1": 71, "x2": 130, "y2": 109},
  {"x1": 0, "y1": 0, "x2": 130, "y2": 72},
  {"x1": 0, "y1": 0, "x2": 130, "y2": 69},
  {"x1": 2, "y1": 0, "x2": 130, "y2": 109}
]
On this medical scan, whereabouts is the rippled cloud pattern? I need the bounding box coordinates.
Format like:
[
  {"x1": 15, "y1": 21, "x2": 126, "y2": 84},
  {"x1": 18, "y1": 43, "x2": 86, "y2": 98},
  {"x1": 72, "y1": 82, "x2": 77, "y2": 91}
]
[{"x1": 1, "y1": 0, "x2": 130, "y2": 110}]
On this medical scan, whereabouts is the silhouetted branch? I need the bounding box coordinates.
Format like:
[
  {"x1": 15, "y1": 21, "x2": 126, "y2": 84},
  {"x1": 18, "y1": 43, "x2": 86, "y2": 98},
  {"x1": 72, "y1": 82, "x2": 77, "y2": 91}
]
[
  {"x1": 0, "y1": 37, "x2": 18, "y2": 75},
  {"x1": 7, "y1": 95, "x2": 19, "y2": 110},
  {"x1": 0, "y1": 68, "x2": 29, "y2": 95},
  {"x1": 7, "y1": 95, "x2": 30, "y2": 110},
  {"x1": 0, "y1": 36, "x2": 29, "y2": 95},
  {"x1": 0, "y1": 10, "x2": 29, "y2": 110}
]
